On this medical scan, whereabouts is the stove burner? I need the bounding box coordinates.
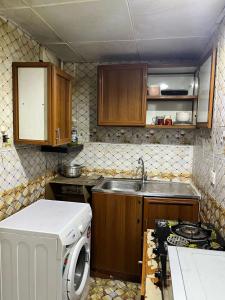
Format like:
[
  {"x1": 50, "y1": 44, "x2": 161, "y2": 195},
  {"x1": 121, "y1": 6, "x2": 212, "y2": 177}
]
[
  {"x1": 180, "y1": 225, "x2": 201, "y2": 236},
  {"x1": 171, "y1": 222, "x2": 211, "y2": 241}
]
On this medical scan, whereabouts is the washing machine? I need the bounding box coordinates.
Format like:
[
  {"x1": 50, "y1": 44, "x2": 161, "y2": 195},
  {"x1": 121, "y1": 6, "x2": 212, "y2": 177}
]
[{"x1": 0, "y1": 199, "x2": 92, "y2": 300}]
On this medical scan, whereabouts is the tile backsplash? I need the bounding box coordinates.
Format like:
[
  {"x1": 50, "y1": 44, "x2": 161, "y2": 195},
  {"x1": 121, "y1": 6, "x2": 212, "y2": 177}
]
[{"x1": 63, "y1": 143, "x2": 193, "y2": 182}]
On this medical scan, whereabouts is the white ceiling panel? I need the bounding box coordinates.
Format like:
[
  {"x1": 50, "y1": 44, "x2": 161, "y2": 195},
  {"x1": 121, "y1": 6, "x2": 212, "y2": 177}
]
[
  {"x1": 45, "y1": 43, "x2": 82, "y2": 61},
  {"x1": 34, "y1": 0, "x2": 133, "y2": 42},
  {"x1": 25, "y1": 0, "x2": 100, "y2": 6},
  {"x1": 0, "y1": 0, "x2": 224, "y2": 62},
  {"x1": 129, "y1": 0, "x2": 225, "y2": 39},
  {"x1": 128, "y1": 0, "x2": 225, "y2": 17},
  {"x1": 1, "y1": 7, "x2": 62, "y2": 43},
  {"x1": 70, "y1": 40, "x2": 139, "y2": 61},
  {"x1": 0, "y1": 0, "x2": 27, "y2": 9},
  {"x1": 138, "y1": 37, "x2": 208, "y2": 61}
]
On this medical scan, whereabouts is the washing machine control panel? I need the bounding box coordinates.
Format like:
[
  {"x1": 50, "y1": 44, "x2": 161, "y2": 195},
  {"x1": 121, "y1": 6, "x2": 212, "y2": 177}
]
[
  {"x1": 65, "y1": 229, "x2": 80, "y2": 245},
  {"x1": 62, "y1": 209, "x2": 92, "y2": 246}
]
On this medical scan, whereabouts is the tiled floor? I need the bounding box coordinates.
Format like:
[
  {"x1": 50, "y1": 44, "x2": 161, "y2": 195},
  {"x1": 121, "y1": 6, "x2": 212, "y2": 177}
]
[{"x1": 88, "y1": 277, "x2": 141, "y2": 300}]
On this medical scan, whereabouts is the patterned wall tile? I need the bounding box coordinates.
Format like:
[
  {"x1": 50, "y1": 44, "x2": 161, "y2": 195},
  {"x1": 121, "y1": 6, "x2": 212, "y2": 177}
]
[
  {"x1": 0, "y1": 172, "x2": 55, "y2": 221},
  {"x1": 62, "y1": 143, "x2": 193, "y2": 181},
  {"x1": 0, "y1": 17, "x2": 59, "y2": 219},
  {"x1": 193, "y1": 16, "x2": 225, "y2": 235}
]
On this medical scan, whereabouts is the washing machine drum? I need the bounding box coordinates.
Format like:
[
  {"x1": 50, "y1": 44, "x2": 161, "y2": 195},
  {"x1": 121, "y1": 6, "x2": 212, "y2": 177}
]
[{"x1": 66, "y1": 236, "x2": 90, "y2": 300}]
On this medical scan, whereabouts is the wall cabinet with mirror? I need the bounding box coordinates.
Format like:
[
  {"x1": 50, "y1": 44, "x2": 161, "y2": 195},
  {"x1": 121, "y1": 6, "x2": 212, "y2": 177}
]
[
  {"x1": 13, "y1": 62, "x2": 72, "y2": 146},
  {"x1": 196, "y1": 49, "x2": 217, "y2": 128}
]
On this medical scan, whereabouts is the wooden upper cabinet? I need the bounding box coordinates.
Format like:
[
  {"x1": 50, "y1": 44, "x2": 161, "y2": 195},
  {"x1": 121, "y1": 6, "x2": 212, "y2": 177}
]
[
  {"x1": 98, "y1": 64, "x2": 148, "y2": 126},
  {"x1": 197, "y1": 48, "x2": 217, "y2": 129},
  {"x1": 13, "y1": 62, "x2": 72, "y2": 146}
]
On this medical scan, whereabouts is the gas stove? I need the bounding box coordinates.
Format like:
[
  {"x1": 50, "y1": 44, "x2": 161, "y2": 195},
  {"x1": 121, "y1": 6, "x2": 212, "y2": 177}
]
[
  {"x1": 152, "y1": 219, "x2": 225, "y2": 300},
  {"x1": 154, "y1": 219, "x2": 225, "y2": 254}
]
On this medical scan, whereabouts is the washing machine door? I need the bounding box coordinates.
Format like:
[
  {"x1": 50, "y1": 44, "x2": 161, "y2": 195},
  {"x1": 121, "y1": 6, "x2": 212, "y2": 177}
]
[{"x1": 66, "y1": 236, "x2": 90, "y2": 300}]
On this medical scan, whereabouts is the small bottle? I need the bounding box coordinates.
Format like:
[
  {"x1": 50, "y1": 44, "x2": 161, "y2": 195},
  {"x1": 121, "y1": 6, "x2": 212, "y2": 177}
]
[{"x1": 71, "y1": 128, "x2": 78, "y2": 144}]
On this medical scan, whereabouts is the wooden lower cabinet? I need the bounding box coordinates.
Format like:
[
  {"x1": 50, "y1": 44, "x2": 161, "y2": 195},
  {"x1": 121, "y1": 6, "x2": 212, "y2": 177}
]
[
  {"x1": 143, "y1": 197, "x2": 199, "y2": 230},
  {"x1": 91, "y1": 192, "x2": 143, "y2": 282}
]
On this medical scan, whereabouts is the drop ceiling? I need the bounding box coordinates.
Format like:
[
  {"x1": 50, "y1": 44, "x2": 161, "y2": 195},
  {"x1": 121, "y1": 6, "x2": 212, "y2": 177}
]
[{"x1": 0, "y1": 0, "x2": 224, "y2": 63}]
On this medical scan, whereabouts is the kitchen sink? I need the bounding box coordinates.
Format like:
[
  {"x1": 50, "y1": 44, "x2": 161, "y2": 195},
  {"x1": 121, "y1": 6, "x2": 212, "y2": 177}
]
[
  {"x1": 92, "y1": 178, "x2": 200, "y2": 199},
  {"x1": 100, "y1": 179, "x2": 142, "y2": 192}
]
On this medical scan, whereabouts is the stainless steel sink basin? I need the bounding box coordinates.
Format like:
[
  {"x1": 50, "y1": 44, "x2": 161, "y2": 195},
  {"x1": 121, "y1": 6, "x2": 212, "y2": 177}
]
[
  {"x1": 92, "y1": 178, "x2": 200, "y2": 199},
  {"x1": 101, "y1": 180, "x2": 142, "y2": 192}
]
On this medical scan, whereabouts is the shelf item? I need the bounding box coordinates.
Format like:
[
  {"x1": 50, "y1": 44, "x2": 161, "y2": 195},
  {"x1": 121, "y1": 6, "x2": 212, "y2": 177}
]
[
  {"x1": 147, "y1": 72, "x2": 195, "y2": 96},
  {"x1": 161, "y1": 89, "x2": 188, "y2": 96},
  {"x1": 13, "y1": 62, "x2": 72, "y2": 146},
  {"x1": 146, "y1": 125, "x2": 196, "y2": 129},
  {"x1": 147, "y1": 95, "x2": 198, "y2": 100},
  {"x1": 41, "y1": 144, "x2": 83, "y2": 153},
  {"x1": 148, "y1": 85, "x2": 160, "y2": 97}
]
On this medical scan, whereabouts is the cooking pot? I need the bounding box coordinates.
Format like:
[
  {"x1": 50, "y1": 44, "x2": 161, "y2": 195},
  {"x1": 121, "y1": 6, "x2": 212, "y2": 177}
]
[{"x1": 60, "y1": 163, "x2": 83, "y2": 178}]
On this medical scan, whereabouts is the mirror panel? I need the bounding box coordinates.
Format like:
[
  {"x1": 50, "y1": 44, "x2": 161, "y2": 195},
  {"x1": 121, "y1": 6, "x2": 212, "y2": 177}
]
[{"x1": 18, "y1": 67, "x2": 48, "y2": 140}]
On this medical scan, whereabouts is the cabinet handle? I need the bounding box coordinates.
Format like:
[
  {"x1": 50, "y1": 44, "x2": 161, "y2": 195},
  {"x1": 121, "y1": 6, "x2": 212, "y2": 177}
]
[
  {"x1": 145, "y1": 219, "x2": 148, "y2": 229},
  {"x1": 138, "y1": 260, "x2": 143, "y2": 265},
  {"x1": 56, "y1": 128, "x2": 60, "y2": 143}
]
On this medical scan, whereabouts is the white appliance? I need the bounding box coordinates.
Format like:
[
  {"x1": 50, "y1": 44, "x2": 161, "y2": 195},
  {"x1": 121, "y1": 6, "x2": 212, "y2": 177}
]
[
  {"x1": 0, "y1": 199, "x2": 92, "y2": 300},
  {"x1": 168, "y1": 246, "x2": 225, "y2": 300}
]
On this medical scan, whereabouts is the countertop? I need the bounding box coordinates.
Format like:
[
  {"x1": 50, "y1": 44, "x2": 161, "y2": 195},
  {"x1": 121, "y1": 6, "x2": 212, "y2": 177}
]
[
  {"x1": 49, "y1": 175, "x2": 103, "y2": 187},
  {"x1": 141, "y1": 229, "x2": 162, "y2": 300}
]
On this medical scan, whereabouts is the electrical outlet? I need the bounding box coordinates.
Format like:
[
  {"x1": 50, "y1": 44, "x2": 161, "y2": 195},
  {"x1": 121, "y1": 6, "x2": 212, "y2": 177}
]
[
  {"x1": 210, "y1": 170, "x2": 216, "y2": 185},
  {"x1": 220, "y1": 131, "x2": 225, "y2": 144}
]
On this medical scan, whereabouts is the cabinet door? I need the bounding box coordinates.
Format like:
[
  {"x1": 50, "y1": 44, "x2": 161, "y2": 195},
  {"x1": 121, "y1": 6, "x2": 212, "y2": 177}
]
[
  {"x1": 98, "y1": 64, "x2": 147, "y2": 126},
  {"x1": 13, "y1": 62, "x2": 52, "y2": 145},
  {"x1": 52, "y1": 66, "x2": 72, "y2": 146},
  {"x1": 197, "y1": 49, "x2": 217, "y2": 128},
  {"x1": 91, "y1": 192, "x2": 142, "y2": 282},
  {"x1": 143, "y1": 197, "x2": 199, "y2": 230}
]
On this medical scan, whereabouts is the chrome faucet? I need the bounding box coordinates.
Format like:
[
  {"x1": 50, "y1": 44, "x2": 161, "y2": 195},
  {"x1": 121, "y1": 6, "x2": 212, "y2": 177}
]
[{"x1": 138, "y1": 157, "x2": 147, "y2": 184}]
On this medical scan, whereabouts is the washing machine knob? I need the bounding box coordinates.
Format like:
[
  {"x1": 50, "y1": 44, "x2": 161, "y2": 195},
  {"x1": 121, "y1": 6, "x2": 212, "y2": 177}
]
[{"x1": 78, "y1": 225, "x2": 84, "y2": 234}]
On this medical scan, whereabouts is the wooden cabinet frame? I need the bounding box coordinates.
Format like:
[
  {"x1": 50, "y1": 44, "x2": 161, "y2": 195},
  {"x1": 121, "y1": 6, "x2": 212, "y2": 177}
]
[
  {"x1": 196, "y1": 48, "x2": 217, "y2": 129},
  {"x1": 13, "y1": 62, "x2": 72, "y2": 146},
  {"x1": 52, "y1": 65, "x2": 72, "y2": 146}
]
